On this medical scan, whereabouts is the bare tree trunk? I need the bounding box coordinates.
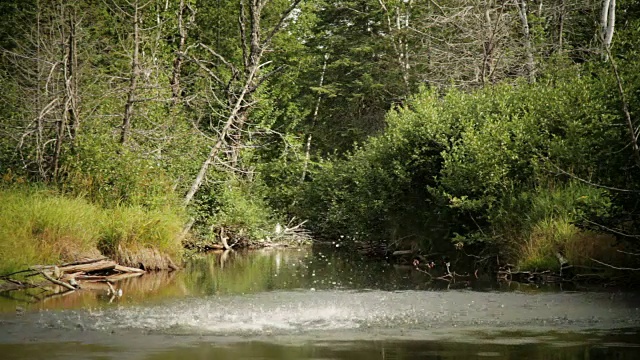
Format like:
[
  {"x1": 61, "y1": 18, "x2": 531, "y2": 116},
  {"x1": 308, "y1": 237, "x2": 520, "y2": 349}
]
[
  {"x1": 35, "y1": 0, "x2": 46, "y2": 179},
  {"x1": 601, "y1": 0, "x2": 616, "y2": 50},
  {"x1": 184, "y1": 61, "x2": 261, "y2": 205},
  {"x1": 229, "y1": 111, "x2": 248, "y2": 168},
  {"x1": 557, "y1": 0, "x2": 565, "y2": 52},
  {"x1": 68, "y1": 8, "x2": 79, "y2": 142},
  {"x1": 378, "y1": 0, "x2": 411, "y2": 93},
  {"x1": 517, "y1": 0, "x2": 535, "y2": 83},
  {"x1": 170, "y1": 0, "x2": 187, "y2": 104},
  {"x1": 121, "y1": 1, "x2": 140, "y2": 145},
  {"x1": 54, "y1": 3, "x2": 80, "y2": 178},
  {"x1": 301, "y1": 55, "x2": 328, "y2": 184},
  {"x1": 481, "y1": 9, "x2": 495, "y2": 87}
]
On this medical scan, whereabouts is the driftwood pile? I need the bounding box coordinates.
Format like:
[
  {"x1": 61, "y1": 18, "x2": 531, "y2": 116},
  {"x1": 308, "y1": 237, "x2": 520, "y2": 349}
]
[{"x1": 0, "y1": 257, "x2": 145, "y2": 295}]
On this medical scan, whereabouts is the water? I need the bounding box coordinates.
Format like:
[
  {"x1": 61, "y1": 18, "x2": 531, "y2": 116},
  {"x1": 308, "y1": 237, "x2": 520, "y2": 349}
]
[{"x1": 1, "y1": 247, "x2": 639, "y2": 359}]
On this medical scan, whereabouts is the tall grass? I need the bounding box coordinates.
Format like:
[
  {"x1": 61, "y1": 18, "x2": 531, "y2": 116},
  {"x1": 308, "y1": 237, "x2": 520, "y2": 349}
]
[
  {"x1": 0, "y1": 185, "x2": 184, "y2": 274},
  {"x1": 99, "y1": 205, "x2": 184, "y2": 269},
  {"x1": 507, "y1": 181, "x2": 620, "y2": 270},
  {"x1": 519, "y1": 217, "x2": 621, "y2": 270}
]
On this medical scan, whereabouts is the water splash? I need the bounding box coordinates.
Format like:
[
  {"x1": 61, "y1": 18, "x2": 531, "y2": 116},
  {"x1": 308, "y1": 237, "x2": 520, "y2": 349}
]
[{"x1": 30, "y1": 290, "x2": 640, "y2": 337}]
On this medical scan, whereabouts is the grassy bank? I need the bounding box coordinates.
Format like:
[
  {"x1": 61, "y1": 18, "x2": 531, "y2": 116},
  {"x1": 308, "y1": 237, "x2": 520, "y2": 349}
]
[{"x1": 0, "y1": 185, "x2": 184, "y2": 274}]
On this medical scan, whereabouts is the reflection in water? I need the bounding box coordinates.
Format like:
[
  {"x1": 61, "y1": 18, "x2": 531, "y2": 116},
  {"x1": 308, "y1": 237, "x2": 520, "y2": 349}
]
[
  {"x1": 1, "y1": 247, "x2": 640, "y2": 359},
  {"x1": 1, "y1": 331, "x2": 640, "y2": 360},
  {"x1": 144, "y1": 335, "x2": 640, "y2": 360},
  {"x1": 0, "y1": 246, "x2": 441, "y2": 312},
  {"x1": 0, "y1": 246, "x2": 585, "y2": 313}
]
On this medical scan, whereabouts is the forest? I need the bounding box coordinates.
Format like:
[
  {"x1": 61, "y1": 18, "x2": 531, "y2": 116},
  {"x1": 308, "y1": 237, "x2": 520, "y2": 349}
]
[{"x1": 1, "y1": 0, "x2": 639, "y2": 276}]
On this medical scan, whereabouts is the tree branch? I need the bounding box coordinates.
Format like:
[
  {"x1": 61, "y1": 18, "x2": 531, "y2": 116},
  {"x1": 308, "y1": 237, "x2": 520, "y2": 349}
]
[{"x1": 590, "y1": 257, "x2": 640, "y2": 271}]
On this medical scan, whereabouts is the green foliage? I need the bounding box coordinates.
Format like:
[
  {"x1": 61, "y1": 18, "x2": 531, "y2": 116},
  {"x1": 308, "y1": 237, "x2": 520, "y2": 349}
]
[
  {"x1": 295, "y1": 60, "x2": 637, "y2": 264},
  {"x1": 2, "y1": 0, "x2": 640, "y2": 270},
  {"x1": 193, "y1": 178, "x2": 276, "y2": 242},
  {"x1": 62, "y1": 140, "x2": 176, "y2": 209},
  {"x1": 0, "y1": 185, "x2": 101, "y2": 273}
]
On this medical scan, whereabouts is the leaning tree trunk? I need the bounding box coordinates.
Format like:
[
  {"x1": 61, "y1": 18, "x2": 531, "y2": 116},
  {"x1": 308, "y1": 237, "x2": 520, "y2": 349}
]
[
  {"x1": 170, "y1": 0, "x2": 189, "y2": 105},
  {"x1": 183, "y1": 0, "x2": 302, "y2": 205},
  {"x1": 301, "y1": 55, "x2": 328, "y2": 183},
  {"x1": 183, "y1": 62, "x2": 261, "y2": 205}
]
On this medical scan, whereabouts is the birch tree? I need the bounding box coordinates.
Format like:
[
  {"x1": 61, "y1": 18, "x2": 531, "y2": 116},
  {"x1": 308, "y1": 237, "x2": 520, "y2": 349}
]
[
  {"x1": 516, "y1": 0, "x2": 535, "y2": 82},
  {"x1": 601, "y1": 0, "x2": 616, "y2": 50}
]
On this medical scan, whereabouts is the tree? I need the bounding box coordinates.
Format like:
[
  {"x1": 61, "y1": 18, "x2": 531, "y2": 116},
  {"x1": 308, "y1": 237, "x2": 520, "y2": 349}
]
[
  {"x1": 184, "y1": 0, "x2": 303, "y2": 205},
  {"x1": 0, "y1": 0, "x2": 85, "y2": 180}
]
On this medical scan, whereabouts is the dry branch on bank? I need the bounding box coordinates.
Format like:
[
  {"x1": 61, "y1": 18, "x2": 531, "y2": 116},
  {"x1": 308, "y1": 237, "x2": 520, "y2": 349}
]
[{"x1": 0, "y1": 257, "x2": 146, "y2": 294}]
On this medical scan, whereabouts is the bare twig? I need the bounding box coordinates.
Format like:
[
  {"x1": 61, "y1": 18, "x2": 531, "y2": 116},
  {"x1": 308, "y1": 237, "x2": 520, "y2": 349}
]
[
  {"x1": 583, "y1": 219, "x2": 640, "y2": 239},
  {"x1": 618, "y1": 250, "x2": 640, "y2": 256},
  {"x1": 543, "y1": 156, "x2": 639, "y2": 193},
  {"x1": 36, "y1": 270, "x2": 77, "y2": 291},
  {"x1": 590, "y1": 257, "x2": 640, "y2": 271},
  {"x1": 606, "y1": 46, "x2": 640, "y2": 169}
]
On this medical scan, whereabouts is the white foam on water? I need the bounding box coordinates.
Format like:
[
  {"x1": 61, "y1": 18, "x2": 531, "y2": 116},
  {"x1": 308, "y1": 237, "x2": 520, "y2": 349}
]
[{"x1": 85, "y1": 290, "x2": 375, "y2": 335}]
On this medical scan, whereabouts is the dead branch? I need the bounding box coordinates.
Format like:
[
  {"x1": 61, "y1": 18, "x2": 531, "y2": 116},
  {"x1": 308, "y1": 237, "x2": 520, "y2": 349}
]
[
  {"x1": 606, "y1": 46, "x2": 640, "y2": 169},
  {"x1": 543, "y1": 155, "x2": 639, "y2": 193},
  {"x1": 618, "y1": 250, "x2": 640, "y2": 256},
  {"x1": 1, "y1": 257, "x2": 146, "y2": 295},
  {"x1": 59, "y1": 257, "x2": 108, "y2": 267},
  {"x1": 583, "y1": 219, "x2": 640, "y2": 239},
  {"x1": 590, "y1": 257, "x2": 640, "y2": 271},
  {"x1": 36, "y1": 269, "x2": 76, "y2": 291},
  {"x1": 57, "y1": 260, "x2": 117, "y2": 274}
]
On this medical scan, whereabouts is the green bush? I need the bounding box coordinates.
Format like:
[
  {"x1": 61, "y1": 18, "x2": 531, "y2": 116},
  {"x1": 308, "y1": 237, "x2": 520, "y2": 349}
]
[
  {"x1": 294, "y1": 62, "x2": 636, "y2": 264},
  {"x1": 192, "y1": 177, "x2": 277, "y2": 243},
  {"x1": 61, "y1": 135, "x2": 179, "y2": 210}
]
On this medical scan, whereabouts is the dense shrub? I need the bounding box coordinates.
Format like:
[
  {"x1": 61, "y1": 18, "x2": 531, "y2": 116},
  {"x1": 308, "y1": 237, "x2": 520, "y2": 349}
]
[{"x1": 293, "y1": 62, "x2": 638, "y2": 265}]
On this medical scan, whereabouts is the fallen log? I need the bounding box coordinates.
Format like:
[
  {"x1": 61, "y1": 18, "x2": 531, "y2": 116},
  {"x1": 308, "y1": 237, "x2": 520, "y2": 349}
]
[
  {"x1": 59, "y1": 257, "x2": 108, "y2": 267},
  {"x1": 114, "y1": 264, "x2": 145, "y2": 273},
  {"x1": 2, "y1": 256, "x2": 147, "y2": 296},
  {"x1": 58, "y1": 260, "x2": 117, "y2": 274}
]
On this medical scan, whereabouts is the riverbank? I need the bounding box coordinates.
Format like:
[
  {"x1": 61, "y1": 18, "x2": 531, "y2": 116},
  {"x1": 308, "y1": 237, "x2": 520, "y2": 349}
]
[
  {"x1": 0, "y1": 186, "x2": 184, "y2": 274},
  {"x1": 0, "y1": 184, "x2": 311, "y2": 275}
]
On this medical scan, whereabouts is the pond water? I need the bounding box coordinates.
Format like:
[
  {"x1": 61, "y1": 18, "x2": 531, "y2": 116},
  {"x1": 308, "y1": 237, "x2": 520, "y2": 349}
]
[{"x1": 1, "y1": 247, "x2": 639, "y2": 359}]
